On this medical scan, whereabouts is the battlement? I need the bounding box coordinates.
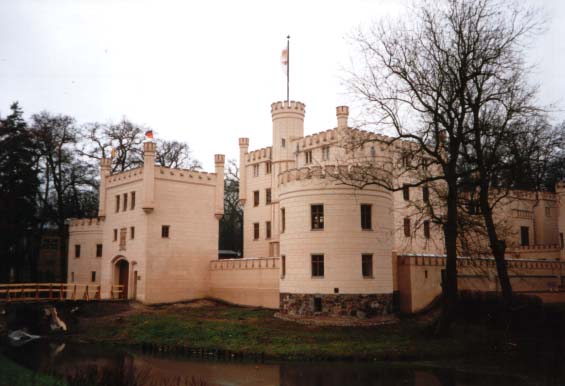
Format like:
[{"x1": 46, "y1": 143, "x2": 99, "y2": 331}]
[
  {"x1": 239, "y1": 137, "x2": 249, "y2": 147},
  {"x1": 336, "y1": 106, "x2": 349, "y2": 116},
  {"x1": 295, "y1": 129, "x2": 338, "y2": 150},
  {"x1": 278, "y1": 162, "x2": 393, "y2": 187},
  {"x1": 106, "y1": 167, "x2": 144, "y2": 187},
  {"x1": 214, "y1": 154, "x2": 225, "y2": 165},
  {"x1": 155, "y1": 166, "x2": 217, "y2": 185},
  {"x1": 271, "y1": 100, "x2": 305, "y2": 114},
  {"x1": 246, "y1": 146, "x2": 272, "y2": 163},
  {"x1": 510, "y1": 190, "x2": 557, "y2": 201},
  {"x1": 68, "y1": 217, "x2": 104, "y2": 229}
]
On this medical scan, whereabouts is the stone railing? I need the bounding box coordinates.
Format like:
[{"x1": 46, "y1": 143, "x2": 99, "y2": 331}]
[{"x1": 210, "y1": 257, "x2": 279, "y2": 271}]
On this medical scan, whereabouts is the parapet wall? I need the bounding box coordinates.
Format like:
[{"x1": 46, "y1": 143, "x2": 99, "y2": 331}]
[
  {"x1": 397, "y1": 254, "x2": 565, "y2": 313},
  {"x1": 154, "y1": 166, "x2": 217, "y2": 186},
  {"x1": 246, "y1": 146, "x2": 272, "y2": 164},
  {"x1": 106, "y1": 168, "x2": 143, "y2": 188},
  {"x1": 208, "y1": 257, "x2": 280, "y2": 308},
  {"x1": 68, "y1": 218, "x2": 104, "y2": 233}
]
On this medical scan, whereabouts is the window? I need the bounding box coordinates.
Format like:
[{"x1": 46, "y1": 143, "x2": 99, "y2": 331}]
[
  {"x1": 281, "y1": 138, "x2": 286, "y2": 147},
  {"x1": 253, "y1": 223, "x2": 260, "y2": 240},
  {"x1": 561, "y1": 233, "x2": 564, "y2": 249},
  {"x1": 520, "y1": 226, "x2": 529, "y2": 246},
  {"x1": 130, "y1": 226, "x2": 135, "y2": 239},
  {"x1": 424, "y1": 220, "x2": 431, "y2": 239},
  {"x1": 281, "y1": 255, "x2": 286, "y2": 279},
  {"x1": 362, "y1": 254, "x2": 373, "y2": 278},
  {"x1": 311, "y1": 204, "x2": 324, "y2": 230},
  {"x1": 91, "y1": 271, "x2": 96, "y2": 282},
  {"x1": 253, "y1": 190, "x2": 260, "y2": 206},
  {"x1": 71, "y1": 272, "x2": 74, "y2": 283},
  {"x1": 96, "y1": 244, "x2": 103, "y2": 258},
  {"x1": 266, "y1": 188, "x2": 272, "y2": 204},
  {"x1": 119, "y1": 228, "x2": 127, "y2": 250},
  {"x1": 545, "y1": 207, "x2": 551, "y2": 217},
  {"x1": 370, "y1": 146, "x2": 376, "y2": 159},
  {"x1": 266, "y1": 161, "x2": 272, "y2": 174},
  {"x1": 281, "y1": 208, "x2": 286, "y2": 233},
  {"x1": 322, "y1": 146, "x2": 330, "y2": 161},
  {"x1": 311, "y1": 254, "x2": 324, "y2": 277},
  {"x1": 74, "y1": 244, "x2": 81, "y2": 258},
  {"x1": 266, "y1": 221, "x2": 271, "y2": 239},
  {"x1": 313, "y1": 297, "x2": 322, "y2": 312},
  {"x1": 113, "y1": 229, "x2": 118, "y2": 241},
  {"x1": 422, "y1": 186, "x2": 429, "y2": 203},
  {"x1": 402, "y1": 184, "x2": 410, "y2": 201},
  {"x1": 115, "y1": 195, "x2": 120, "y2": 212},
  {"x1": 131, "y1": 191, "x2": 136, "y2": 210},
  {"x1": 404, "y1": 218, "x2": 411, "y2": 237},
  {"x1": 361, "y1": 204, "x2": 372, "y2": 230},
  {"x1": 123, "y1": 193, "x2": 128, "y2": 211},
  {"x1": 253, "y1": 164, "x2": 259, "y2": 177},
  {"x1": 305, "y1": 150, "x2": 313, "y2": 164},
  {"x1": 161, "y1": 225, "x2": 170, "y2": 238}
]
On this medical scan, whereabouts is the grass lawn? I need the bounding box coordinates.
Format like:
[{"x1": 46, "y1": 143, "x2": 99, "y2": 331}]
[{"x1": 76, "y1": 302, "x2": 508, "y2": 361}]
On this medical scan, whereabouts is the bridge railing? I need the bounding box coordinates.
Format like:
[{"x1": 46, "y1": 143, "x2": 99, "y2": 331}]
[{"x1": 0, "y1": 283, "x2": 125, "y2": 302}]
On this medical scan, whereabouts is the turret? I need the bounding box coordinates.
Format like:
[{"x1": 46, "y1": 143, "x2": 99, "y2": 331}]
[
  {"x1": 97, "y1": 158, "x2": 112, "y2": 219},
  {"x1": 142, "y1": 140, "x2": 157, "y2": 213},
  {"x1": 271, "y1": 101, "x2": 305, "y2": 163},
  {"x1": 336, "y1": 106, "x2": 349, "y2": 129},
  {"x1": 214, "y1": 154, "x2": 225, "y2": 219},
  {"x1": 238, "y1": 138, "x2": 249, "y2": 205}
]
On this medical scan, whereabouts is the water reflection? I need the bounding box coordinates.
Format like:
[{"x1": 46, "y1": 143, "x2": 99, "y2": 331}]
[{"x1": 3, "y1": 341, "x2": 544, "y2": 386}]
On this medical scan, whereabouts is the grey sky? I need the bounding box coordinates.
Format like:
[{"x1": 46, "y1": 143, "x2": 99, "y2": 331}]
[{"x1": 0, "y1": 0, "x2": 563, "y2": 170}]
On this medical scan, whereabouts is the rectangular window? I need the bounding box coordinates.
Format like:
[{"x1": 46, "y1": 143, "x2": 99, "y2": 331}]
[
  {"x1": 131, "y1": 191, "x2": 136, "y2": 210},
  {"x1": 403, "y1": 218, "x2": 411, "y2": 237},
  {"x1": 123, "y1": 193, "x2": 128, "y2": 211},
  {"x1": 560, "y1": 233, "x2": 564, "y2": 249},
  {"x1": 520, "y1": 226, "x2": 529, "y2": 246},
  {"x1": 253, "y1": 223, "x2": 260, "y2": 240},
  {"x1": 74, "y1": 244, "x2": 81, "y2": 258},
  {"x1": 253, "y1": 164, "x2": 259, "y2": 177},
  {"x1": 281, "y1": 208, "x2": 286, "y2": 233},
  {"x1": 266, "y1": 221, "x2": 271, "y2": 239},
  {"x1": 115, "y1": 195, "x2": 120, "y2": 212},
  {"x1": 424, "y1": 220, "x2": 431, "y2": 239},
  {"x1": 305, "y1": 150, "x2": 313, "y2": 164},
  {"x1": 311, "y1": 204, "x2": 324, "y2": 230},
  {"x1": 545, "y1": 207, "x2": 551, "y2": 217},
  {"x1": 162, "y1": 225, "x2": 170, "y2": 238},
  {"x1": 266, "y1": 188, "x2": 272, "y2": 204},
  {"x1": 113, "y1": 229, "x2": 118, "y2": 241},
  {"x1": 322, "y1": 146, "x2": 330, "y2": 161},
  {"x1": 130, "y1": 226, "x2": 135, "y2": 239},
  {"x1": 361, "y1": 204, "x2": 372, "y2": 230},
  {"x1": 71, "y1": 272, "x2": 74, "y2": 283},
  {"x1": 266, "y1": 161, "x2": 272, "y2": 174},
  {"x1": 422, "y1": 186, "x2": 429, "y2": 203},
  {"x1": 362, "y1": 254, "x2": 373, "y2": 278},
  {"x1": 281, "y1": 255, "x2": 286, "y2": 279},
  {"x1": 253, "y1": 190, "x2": 259, "y2": 206},
  {"x1": 119, "y1": 228, "x2": 127, "y2": 250},
  {"x1": 311, "y1": 254, "x2": 324, "y2": 277},
  {"x1": 96, "y1": 244, "x2": 103, "y2": 258},
  {"x1": 91, "y1": 271, "x2": 96, "y2": 282},
  {"x1": 402, "y1": 184, "x2": 410, "y2": 201},
  {"x1": 281, "y1": 138, "x2": 286, "y2": 147}
]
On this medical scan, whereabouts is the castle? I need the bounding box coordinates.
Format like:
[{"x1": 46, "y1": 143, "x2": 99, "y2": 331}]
[{"x1": 68, "y1": 100, "x2": 565, "y2": 315}]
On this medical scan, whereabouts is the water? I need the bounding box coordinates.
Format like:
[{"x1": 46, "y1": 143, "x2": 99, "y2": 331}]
[{"x1": 1, "y1": 340, "x2": 552, "y2": 386}]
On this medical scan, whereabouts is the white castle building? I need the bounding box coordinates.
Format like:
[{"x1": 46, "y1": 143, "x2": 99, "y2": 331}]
[{"x1": 68, "y1": 100, "x2": 565, "y2": 315}]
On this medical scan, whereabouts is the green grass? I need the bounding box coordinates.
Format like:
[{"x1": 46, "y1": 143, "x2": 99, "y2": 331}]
[
  {"x1": 0, "y1": 354, "x2": 64, "y2": 386},
  {"x1": 79, "y1": 304, "x2": 505, "y2": 361}
]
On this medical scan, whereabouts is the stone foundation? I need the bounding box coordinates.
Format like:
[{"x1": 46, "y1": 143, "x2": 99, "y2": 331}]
[{"x1": 279, "y1": 293, "x2": 393, "y2": 317}]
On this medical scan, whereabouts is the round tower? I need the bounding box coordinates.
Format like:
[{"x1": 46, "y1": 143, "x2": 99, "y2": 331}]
[{"x1": 271, "y1": 101, "x2": 305, "y2": 165}]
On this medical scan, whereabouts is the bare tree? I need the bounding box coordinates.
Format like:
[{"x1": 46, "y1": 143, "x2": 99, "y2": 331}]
[
  {"x1": 343, "y1": 0, "x2": 546, "y2": 330},
  {"x1": 155, "y1": 139, "x2": 202, "y2": 170},
  {"x1": 219, "y1": 160, "x2": 243, "y2": 254}
]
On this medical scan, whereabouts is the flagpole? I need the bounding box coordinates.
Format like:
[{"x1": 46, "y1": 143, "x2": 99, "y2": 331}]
[{"x1": 286, "y1": 35, "x2": 290, "y2": 103}]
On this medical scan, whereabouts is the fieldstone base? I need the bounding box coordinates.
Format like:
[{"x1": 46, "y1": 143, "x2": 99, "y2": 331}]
[{"x1": 279, "y1": 293, "x2": 393, "y2": 318}]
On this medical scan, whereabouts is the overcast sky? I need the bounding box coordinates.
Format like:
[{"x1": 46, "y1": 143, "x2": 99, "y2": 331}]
[{"x1": 1, "y1": 0, "x2": 564, "y2": 170}]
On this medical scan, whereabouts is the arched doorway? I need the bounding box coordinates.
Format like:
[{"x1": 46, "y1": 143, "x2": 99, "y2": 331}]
[{"x1": 115, "y1": 260, "x2": 129, "y2": 299}]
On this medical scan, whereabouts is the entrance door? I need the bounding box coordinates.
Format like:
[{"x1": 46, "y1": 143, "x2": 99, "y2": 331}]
[{"x1": 117, "y1": 260, "x2": 129, "y2": 299}]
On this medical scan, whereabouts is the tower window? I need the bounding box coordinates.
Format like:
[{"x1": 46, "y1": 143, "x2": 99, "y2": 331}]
[
  {"x1": 311, "y1": 254, "x2": 324, "y2": 277},
  {"x1": 361, "y1": 204, "x2": 372, "y2": 230},
  {"x1": 253, "y1": 223, "x2": 260, "y2": 240},
  {"x1": 123, "y1": 193, "x2": 128, "y2": 211},
  {"x1": 402, "y1": 184, "x2": 410, "y2": 201},
  {"x1": 305, "y1": 150, "x2": 313, "y2": 164},
  {"x1": 281, "y1": 255, "x2": 286, "y2": 278},
  {"x1": 96, "y1": 244, "x2": 103, "y2": 257},
  {"x1": 130, "y1": 226, "x2": 135, "y2": 239},
  {"x1": 131, "y1": 191, "x2": 136, "y2": 210},
  {"x1": 424, "y1": 220, "x2": 430, "y2": 239},
  {"x1": 113, "y1": 229, "x2": 118, "y2": 241},
  {"x1": 422, "y1": 186, "x2": 429, "y2": 203},
  {"x1": 281, "y1": 138, "x2": 286, "y2": 147},
  {"x1": 311, "y1": 204, "x2": 324, "y2": 230},
  {"x1": 404, "y1": 218, "x2": 411, "y2": 237},
  {"x1": 281, "y1": 208, "x2": 286, "y2": 233},
  {"x1": 74, "y1": 244, "x2": 81, "y2": 258},
  {"x1": 266, "y1": 188, "x2": 272, "y2": 204},
  {"x1": 266, "y1": 161, "x2": 272, "y2": 174},
  {"x1": 266, "y1": 221, "x2": 271, "y2": 239},
  {"x1": 91, "y1": 271, "x2": 96, "y2": 282},
  {"x1": 115, "y1": 195, "x2": 120, "y2": 212},
  {"x1": 253, "y1": 191, "x2": 259, "y2": 206},
  {"x1": 161, "y1": 225, "x2": 170, "y2": 238}
]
